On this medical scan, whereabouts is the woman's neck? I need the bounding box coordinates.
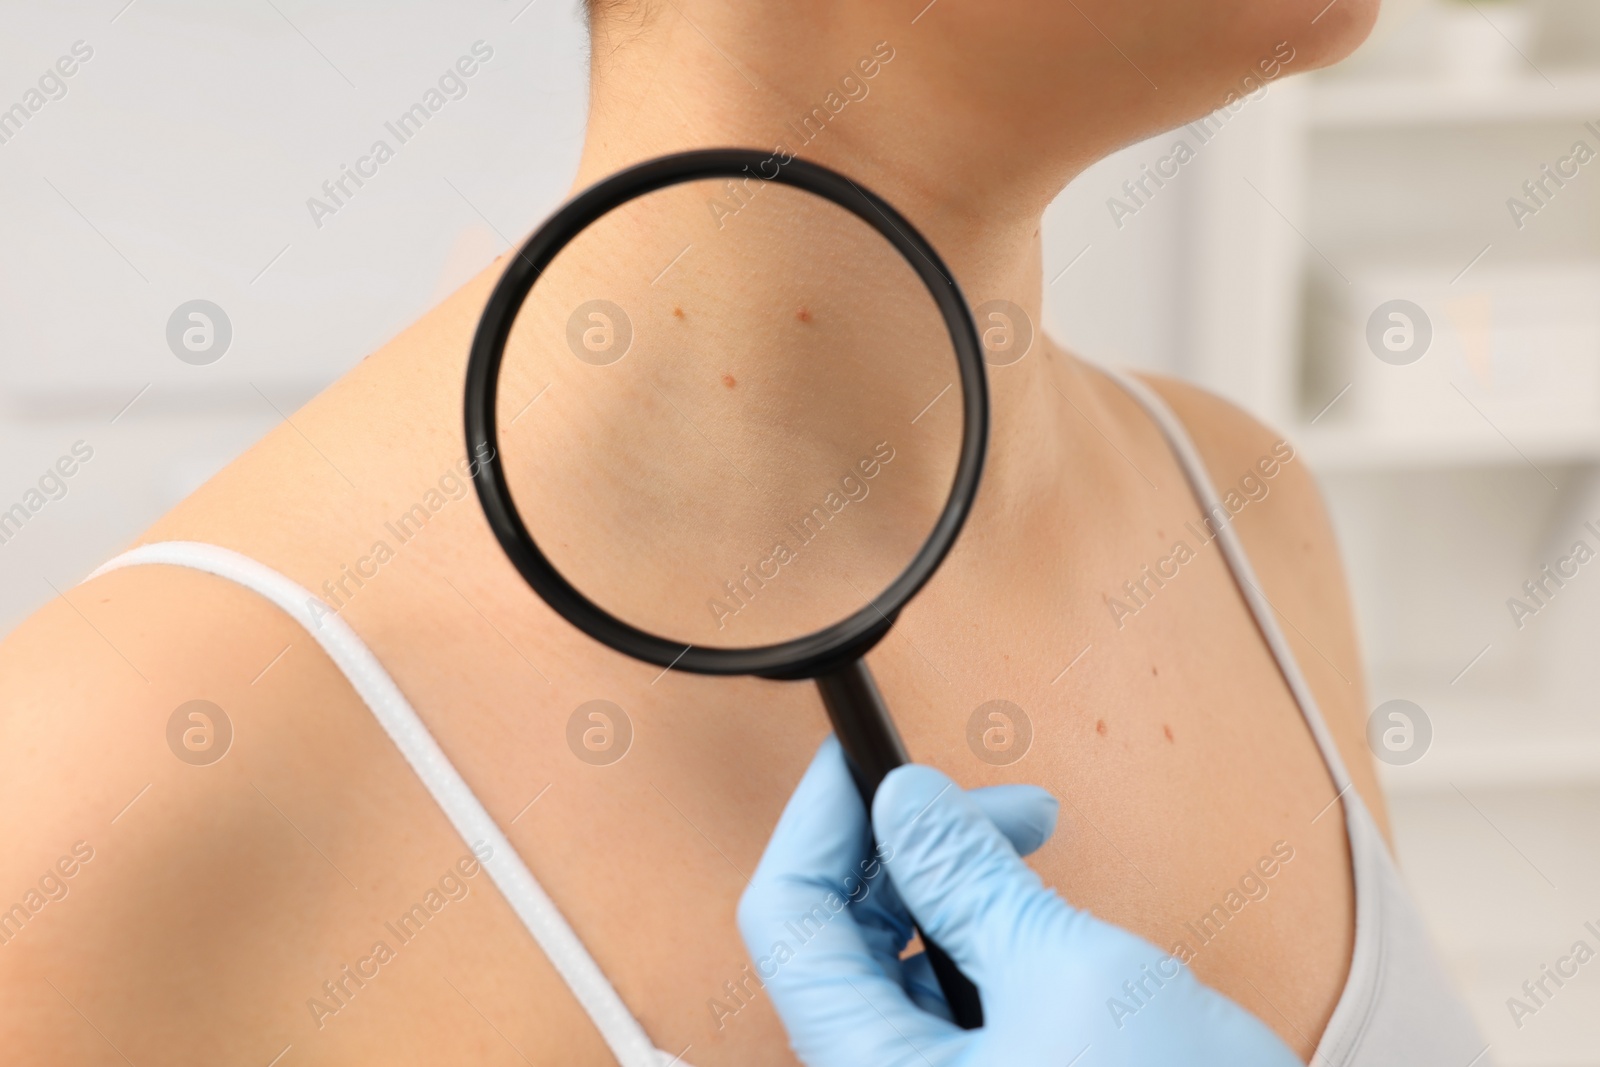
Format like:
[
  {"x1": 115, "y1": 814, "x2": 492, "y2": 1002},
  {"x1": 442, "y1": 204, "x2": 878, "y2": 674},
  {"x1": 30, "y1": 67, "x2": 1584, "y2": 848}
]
[{"x1": 564, "y1": 5, "x2": 1093, "y2": 536}]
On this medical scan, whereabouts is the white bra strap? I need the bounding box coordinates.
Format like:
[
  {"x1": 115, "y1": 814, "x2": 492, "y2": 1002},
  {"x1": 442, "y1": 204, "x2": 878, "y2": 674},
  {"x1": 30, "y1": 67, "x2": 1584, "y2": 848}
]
[
  {"x1": 88, "y1": 541, "x2": 666, "y2": 1067},
  {"x1": 1102, "y1": 370, "x2": 1357, "y2": 796}
]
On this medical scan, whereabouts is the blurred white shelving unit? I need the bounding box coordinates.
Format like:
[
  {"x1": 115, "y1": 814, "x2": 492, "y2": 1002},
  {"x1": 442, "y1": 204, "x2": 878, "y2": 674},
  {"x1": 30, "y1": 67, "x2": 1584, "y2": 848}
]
[
  {"x1": 1170, "y1": 3, "x2": 1600, "y2": 1062},
  {"x1": 1310, "y1": 71, "x2": 1600, "y2": 128},
  {"x1": 0, "y1": 3, "x2": 590, "y2": 633},
  {"x1": 1297, "y1": 421, "x2": 1600, "y2": 470}
]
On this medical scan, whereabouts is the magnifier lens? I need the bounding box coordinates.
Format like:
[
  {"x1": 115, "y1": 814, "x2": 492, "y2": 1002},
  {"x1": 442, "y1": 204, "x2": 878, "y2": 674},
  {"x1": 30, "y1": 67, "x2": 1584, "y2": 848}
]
[{"x1": 493, "y1": 178, "x2": 962, "y2": 650}]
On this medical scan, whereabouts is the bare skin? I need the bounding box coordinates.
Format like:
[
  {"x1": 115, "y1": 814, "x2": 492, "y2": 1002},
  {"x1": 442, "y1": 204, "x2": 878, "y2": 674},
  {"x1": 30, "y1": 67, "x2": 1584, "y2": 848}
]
[{"x1": 0, "y1": 1, "x2": 1385, "y2": 1064}]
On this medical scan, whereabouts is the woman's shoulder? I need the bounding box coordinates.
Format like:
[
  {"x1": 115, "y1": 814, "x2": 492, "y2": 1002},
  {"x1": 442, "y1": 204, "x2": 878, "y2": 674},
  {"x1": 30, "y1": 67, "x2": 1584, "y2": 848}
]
[
  {"x1": 1130, "y1": 373, "x2": 1347, "y2": 635},
  {"x1": 0, "y1": 342, "x2": 457, "y2": 1042},
  {"x1": 0, "y1": 554, "x2": 555, "y2": 1059},
  {"x1": 0, "y1": 556, "x2": 375, "y2": 880},
  {"x1": 1130, "y1": 370, "x2": 1391, "y2": 839},
  {"x1": 0, "y1": 256, "x2": 504, "y2": 844},
  {"x1": 1125, "y1": 373, "x2": 1305, "y2": 493}
]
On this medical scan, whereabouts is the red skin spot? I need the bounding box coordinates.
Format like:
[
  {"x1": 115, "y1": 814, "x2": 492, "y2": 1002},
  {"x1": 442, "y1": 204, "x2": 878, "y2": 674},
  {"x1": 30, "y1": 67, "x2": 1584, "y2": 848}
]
[
  {"x1": 1163, "y1": 724, "x2": 1174, "y2": 742},
  {"x1": 796, "y1": 307, "x2": 812, "y2": 323},
  {"x1": 672, "y1": 307, "x2": 685, "y2": 319},
  {"x1": 1095, "y1": 719, "x2": 1107, "y2": 736},
  {"x1": 721, "y1": 373, "x2": 737, "y2": 389}
]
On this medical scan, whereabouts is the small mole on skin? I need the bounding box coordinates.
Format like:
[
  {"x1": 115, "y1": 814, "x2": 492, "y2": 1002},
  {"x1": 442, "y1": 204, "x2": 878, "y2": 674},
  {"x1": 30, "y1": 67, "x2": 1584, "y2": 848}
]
[
  {"x1": 796, "y1": 307, "x2": 812, "y2": 323},
  {"x1": 672, "y1": 306, "x2": 685, "y2": 319},
  {"x1": 1163, "y1": 724, "x2": 1174, "y2": 742},
  {"x1": 721, "y1": 373, "x2": 737, "y2": 389},
  {"x1": 1156, "y1": 529, "x2": 1165, "y2": 540},
  {"x1": 1095, "y1": 719, "x2": 1107, "y2": 736},
  {"x1": 1151, "y1": 666, "x2": 1158, "y2": 677}
]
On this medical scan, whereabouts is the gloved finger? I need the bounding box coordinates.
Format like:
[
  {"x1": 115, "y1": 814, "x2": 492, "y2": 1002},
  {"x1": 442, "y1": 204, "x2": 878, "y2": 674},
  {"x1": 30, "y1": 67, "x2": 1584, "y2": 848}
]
[
  {"x1": 847, "y1": 781, "x2": 1057, "y2": 953},
  {"x1": 741, "y1": 736, "x2": 909, "y2": 969},
  {"x1": 873, "y1": 763, "x2": 1077, "y2": 988},
  {"x1": 967, "y1": 784, "x2": 1058, "y2": 857},
  {"x1": 739, "y1": 739, "x2": 963, "y2": 1066},
  {"x1": 736, "y1": 734, "x2": 884, "y2": 978},
  {"x1": 745, "y1": 735, "x2": 876, "y2": 896},
  {"x1": 862, "y1": 783, "x2": 1051, "y2": 1026},
  {"x1": 897, "y1": 950, "x2": 957, "y2": 1022},
  {"x1": 741, "y1": 917, "x2": 963, "y2": 1067},
  {"x1": 804, "y1": 772, "x2": 1055, "y2": 970}
]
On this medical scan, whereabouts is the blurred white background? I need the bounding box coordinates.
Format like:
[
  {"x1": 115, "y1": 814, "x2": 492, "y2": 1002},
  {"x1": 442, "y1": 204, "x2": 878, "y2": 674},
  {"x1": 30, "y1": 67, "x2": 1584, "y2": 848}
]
[{"x1": 4, "y1": 0, "x2": 1600, "y2": 1060}]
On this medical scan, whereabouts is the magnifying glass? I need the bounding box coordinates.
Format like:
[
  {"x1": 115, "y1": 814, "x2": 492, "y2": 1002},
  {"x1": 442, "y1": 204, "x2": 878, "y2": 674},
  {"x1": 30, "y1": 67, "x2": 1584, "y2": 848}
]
[{"x1": 465, "y1": 148, "x2": 989, "y2": 1028}]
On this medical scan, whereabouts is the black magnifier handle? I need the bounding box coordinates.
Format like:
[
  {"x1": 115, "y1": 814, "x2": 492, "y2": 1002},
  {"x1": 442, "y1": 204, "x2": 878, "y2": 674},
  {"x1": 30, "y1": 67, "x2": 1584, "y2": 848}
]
[{"x1": 814, "y1": 659, "x2": 984, "y2": 1031}]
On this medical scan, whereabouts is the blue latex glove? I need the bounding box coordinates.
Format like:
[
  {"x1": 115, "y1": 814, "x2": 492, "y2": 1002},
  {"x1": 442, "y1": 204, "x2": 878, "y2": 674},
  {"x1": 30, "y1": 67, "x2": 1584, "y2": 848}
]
[{"x1": 738, "y1": 737, "x2": 1304, "y2": 1067}]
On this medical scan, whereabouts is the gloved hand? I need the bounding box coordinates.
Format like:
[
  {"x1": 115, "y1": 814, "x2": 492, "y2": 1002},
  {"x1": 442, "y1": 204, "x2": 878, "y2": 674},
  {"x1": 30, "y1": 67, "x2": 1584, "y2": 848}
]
[{"x1": 737, "y1": 736, "x2": 1304, "y2": 1067}]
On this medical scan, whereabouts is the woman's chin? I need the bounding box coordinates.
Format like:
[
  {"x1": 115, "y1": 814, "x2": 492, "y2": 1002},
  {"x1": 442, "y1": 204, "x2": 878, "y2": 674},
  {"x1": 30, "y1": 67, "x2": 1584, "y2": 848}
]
[{"x1": 1295, "y1": 0, "x2": 1383, "y2": 71}]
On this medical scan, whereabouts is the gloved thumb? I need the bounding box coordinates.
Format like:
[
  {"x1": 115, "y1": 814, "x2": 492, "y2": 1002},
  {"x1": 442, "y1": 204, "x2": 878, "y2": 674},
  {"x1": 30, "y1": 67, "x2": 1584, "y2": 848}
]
[
  {"x1": 968, "y1": 784, "x2": 1059, "y2": 859},
  {"x1": 872, "y1": 764, "x2": 1070, "y2": 987}
]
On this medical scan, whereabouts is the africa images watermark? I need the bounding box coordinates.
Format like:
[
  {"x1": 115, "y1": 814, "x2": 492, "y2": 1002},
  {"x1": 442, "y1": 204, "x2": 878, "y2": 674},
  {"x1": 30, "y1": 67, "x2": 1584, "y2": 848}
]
[
  {"x1": 305, "y1": 40, "x2": 495, "y2": 229},
  {"x1": 1504, "y1": 519, "x2": 1600, "y2": 631},
  {"x1": 708, "y1": 841, "x2": 893, "y2": 1032},
  {"x1": 1506, "y1": 919, "x2": 1600, "y2": 1030},
  {"x1": 703, "y1": 40, "x2": 896, "y2": 230},
  {"x1": 1107, "y1": 840, "x2": 1296, "y2": 1030},
  {"x1": 1106, "y1": 41, "x2": 1296, "y2": 230},
  {"x1": 0, "y1": 440, "x2": 96, "y2": 548},
  {"x1": 967, "y1": 699, "x2": 1033, "y2": 767},
  {"x1": 305, "y1": 843, "x2": 493, "y2": 1030},
  {"x1": 0, "y1": 840, "x2": 96, "y2": 948},
  {"x1": 1106, "y1": 440, "x2": 1297, "y2": 629},
  {"x1": 305, "y1": 443, "x2": 494, "y2": 627},
  {"x1": 0, "y1": 39, "x2": 94, "y2": 147},
  {"x1": 1505, "y1": 121, "x2": 1600, "y2": 231},
  {"x1": 707, "y1": 440, "x2": 896, "y2": 630}
]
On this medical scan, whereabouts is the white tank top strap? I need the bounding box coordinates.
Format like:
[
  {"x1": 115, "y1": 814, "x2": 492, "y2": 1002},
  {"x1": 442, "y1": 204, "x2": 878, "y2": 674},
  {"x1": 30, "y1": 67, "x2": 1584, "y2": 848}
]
[
  {"x1": 89, "y1": 388, "x2": 1487, "y2": 1064},
  {"x1": 87, "y1": 541, "x2": 680, "y2": 1067},
  {"x1": 1100, "y1": 368, "x2": 1489, "y2": 1066},
  {"x1": 1099, "y1": 368, "x2": 1357, "y2": 795}
]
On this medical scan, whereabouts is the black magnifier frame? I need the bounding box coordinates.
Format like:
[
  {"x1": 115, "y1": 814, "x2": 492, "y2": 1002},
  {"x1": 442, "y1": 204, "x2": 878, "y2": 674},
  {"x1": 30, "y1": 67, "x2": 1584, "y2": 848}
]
[{"x1": 465, "y1": 148, "x2": 990, "y2": 1029}]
